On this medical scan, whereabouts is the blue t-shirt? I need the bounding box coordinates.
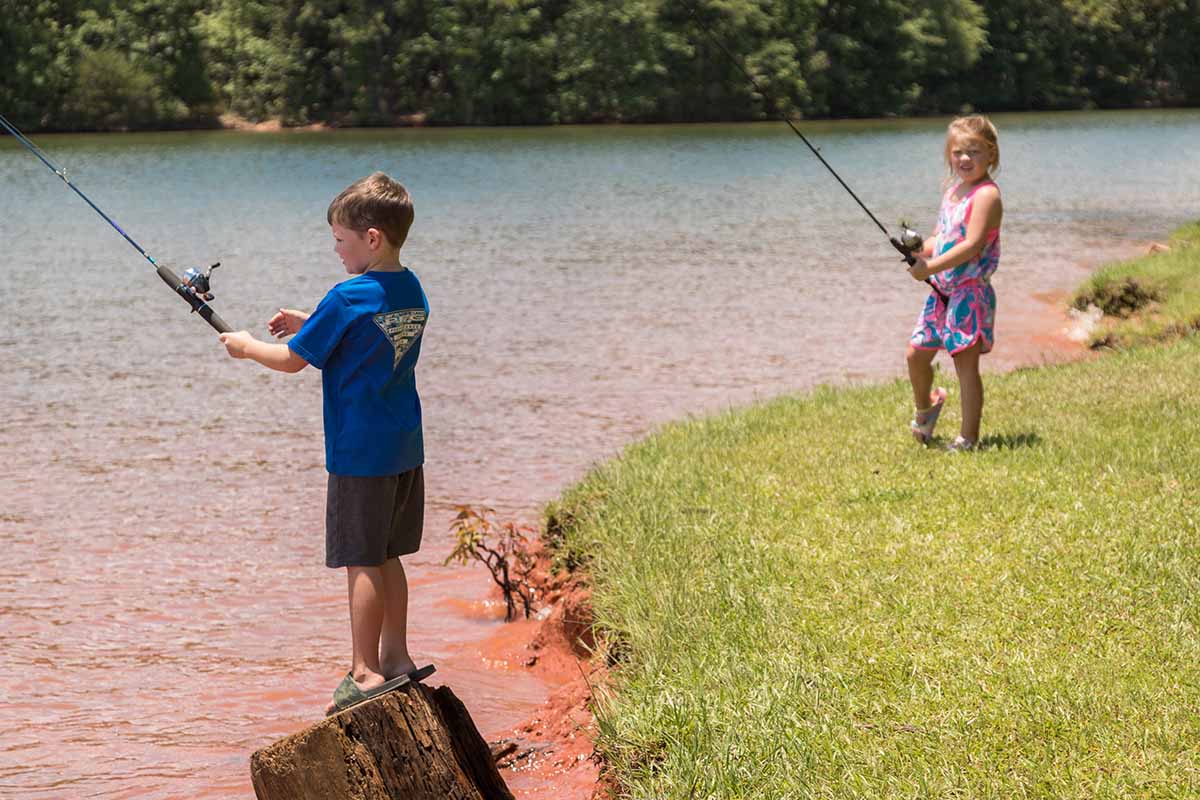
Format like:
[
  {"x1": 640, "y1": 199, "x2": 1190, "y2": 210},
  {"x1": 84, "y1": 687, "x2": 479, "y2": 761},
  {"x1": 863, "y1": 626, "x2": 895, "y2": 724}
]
[{"x1": 288, "y1": 269, "x2": 429, "y2": 476}]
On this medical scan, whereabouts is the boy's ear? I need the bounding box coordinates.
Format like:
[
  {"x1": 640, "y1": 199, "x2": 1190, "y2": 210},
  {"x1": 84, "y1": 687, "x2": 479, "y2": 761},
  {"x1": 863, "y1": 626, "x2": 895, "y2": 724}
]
[{"x1": 366, "y1": 227, "x2": 382, "y2": 250}]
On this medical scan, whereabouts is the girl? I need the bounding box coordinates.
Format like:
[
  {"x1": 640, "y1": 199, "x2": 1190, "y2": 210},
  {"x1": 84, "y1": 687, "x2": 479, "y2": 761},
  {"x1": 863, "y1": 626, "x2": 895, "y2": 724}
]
[{"x1": 906, "y1": 115, "x2": 1003, "y2": 452}]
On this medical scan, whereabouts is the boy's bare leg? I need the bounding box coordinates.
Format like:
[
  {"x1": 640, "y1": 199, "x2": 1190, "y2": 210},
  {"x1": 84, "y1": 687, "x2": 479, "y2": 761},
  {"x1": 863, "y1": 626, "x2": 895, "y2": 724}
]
[
  {"x1": 326, "y1": 566, "x2": 388, "y2": 714},
  {"x1": 346, "y1": 567, "x2": 387, "y2": 682},
  {"x1": 326, "y1": 561, "x2": 417, "y2": 714},
  {"x1": 952, "y1": 341, "x2": 984, "y2": 441},
  {"x1": 379, "y1": 557, "x2": 416, "y2": 679},
  {"x1": 906, "y1": 344, "x2": 938, "y2": 410}
]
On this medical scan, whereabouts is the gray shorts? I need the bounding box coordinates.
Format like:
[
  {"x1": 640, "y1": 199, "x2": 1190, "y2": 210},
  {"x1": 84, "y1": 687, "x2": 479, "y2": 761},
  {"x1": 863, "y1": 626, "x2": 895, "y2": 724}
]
[{"x1": 325, "y1": 467, "x2": 424, "y2": 568}]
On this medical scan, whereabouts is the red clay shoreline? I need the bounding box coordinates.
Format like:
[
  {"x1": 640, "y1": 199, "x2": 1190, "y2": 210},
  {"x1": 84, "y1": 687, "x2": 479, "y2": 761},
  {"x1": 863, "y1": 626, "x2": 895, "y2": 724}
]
[{"x1": 479, "y1": 539, "x2": 607, "y2": 798}]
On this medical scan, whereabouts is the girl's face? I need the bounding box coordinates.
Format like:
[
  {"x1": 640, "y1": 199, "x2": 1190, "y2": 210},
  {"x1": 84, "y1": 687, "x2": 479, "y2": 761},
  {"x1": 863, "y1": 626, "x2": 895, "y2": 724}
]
[{"x1": 947, "y1": 135, "x2": 994, "y2": 185}]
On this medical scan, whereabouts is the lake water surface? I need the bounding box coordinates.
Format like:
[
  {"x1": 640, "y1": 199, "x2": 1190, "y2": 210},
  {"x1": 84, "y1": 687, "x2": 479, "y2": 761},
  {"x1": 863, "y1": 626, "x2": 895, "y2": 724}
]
[{"x1": 1, "y1": 110, "x2": 1198, "y2": 797}]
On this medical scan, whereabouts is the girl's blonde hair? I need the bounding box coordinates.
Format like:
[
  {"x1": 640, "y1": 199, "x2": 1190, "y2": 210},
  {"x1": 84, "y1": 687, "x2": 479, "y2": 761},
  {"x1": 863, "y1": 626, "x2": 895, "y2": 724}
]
[{"x1": 944, "y1": 114, "x2": 1000, "y2": 185}]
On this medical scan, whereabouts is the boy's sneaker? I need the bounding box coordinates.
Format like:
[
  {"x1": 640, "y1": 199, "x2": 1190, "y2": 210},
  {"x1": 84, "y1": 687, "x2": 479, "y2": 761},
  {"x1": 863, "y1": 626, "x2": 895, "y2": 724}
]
[
  {"x1": 946, "y1": 436, "x2": 976, "y2": 453},
  {"x1": 910, "y1": 387, "x2": 948, "y2": 445}
]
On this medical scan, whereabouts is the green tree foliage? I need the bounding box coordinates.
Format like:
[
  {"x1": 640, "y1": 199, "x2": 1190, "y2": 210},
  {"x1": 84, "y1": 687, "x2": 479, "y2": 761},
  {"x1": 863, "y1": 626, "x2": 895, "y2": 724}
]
[
  {"x1": 961, "y1": 0, "x2": 1086, "y2": 109},
  {"x1": 427, "y1": 0, "x2": 560, "y2": 124},
  {"x1": 0, "y1": 0, "x2": 76, "y2": 128},
  {"x1": 807, "y1": 0, "x2": 987, "y2": 117},
  {"x1": 1068, "y1": 0, "x2": 1200, "y2": 107},
  {"x1": 1, "y1": 0, "x2": 1197, "y2": 131},
  {"x1": 1, "y1": 0, "x2": 214, "y2": 130},
  {"x1": 553, "y1": 0, "x2": 672, "y2": 121},
  {"x1": 61, "y1": 49, "x2": 167, "y2": 130},
  {"x1": 197, "y1": 0, "x2": 296, "y2": 122},
  {"x1": 654, "y1": 0, "x2": 820, "y2": 122}
]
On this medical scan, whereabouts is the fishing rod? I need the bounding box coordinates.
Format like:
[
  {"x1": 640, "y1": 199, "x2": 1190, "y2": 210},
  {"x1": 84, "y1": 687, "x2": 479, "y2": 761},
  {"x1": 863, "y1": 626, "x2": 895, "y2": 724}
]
[
  {"x1": 678, "y1": 0, "x2": 945, "y2": 300},
  {"x1": 0, "y1": 112, "x2": 233, "y2": 333}
]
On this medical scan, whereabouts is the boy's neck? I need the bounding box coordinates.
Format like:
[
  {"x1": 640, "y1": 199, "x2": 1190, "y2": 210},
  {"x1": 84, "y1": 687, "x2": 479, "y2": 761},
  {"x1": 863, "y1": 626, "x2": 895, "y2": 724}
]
[{"x1": 366, "y1": 250, "x2": 405, "y2": 273}]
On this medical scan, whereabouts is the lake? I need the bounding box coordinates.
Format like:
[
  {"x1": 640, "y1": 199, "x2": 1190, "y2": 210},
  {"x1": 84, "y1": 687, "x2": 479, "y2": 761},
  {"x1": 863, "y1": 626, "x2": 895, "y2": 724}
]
[{"x1": 1, "y1": 109, "x2": 1197, "y2": 797}]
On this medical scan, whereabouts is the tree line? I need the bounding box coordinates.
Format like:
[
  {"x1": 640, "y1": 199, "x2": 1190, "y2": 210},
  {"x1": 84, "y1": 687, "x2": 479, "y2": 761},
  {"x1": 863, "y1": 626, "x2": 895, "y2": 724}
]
[{"x1": 1, "y1": 0, "x2": 1197, "y2": 132}]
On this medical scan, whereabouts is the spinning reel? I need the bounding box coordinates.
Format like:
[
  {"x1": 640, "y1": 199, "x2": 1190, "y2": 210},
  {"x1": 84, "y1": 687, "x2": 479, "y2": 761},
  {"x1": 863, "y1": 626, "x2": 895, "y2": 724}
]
[
  {"x1": 889, "y1": 222, "x2": 924, "y2": 265},
  {"x1": 890, "y1": 222, "x2": 948, "y2": 302},
  {"x1": 181, "y1": 262, "x2": 221, "y2": 302}
]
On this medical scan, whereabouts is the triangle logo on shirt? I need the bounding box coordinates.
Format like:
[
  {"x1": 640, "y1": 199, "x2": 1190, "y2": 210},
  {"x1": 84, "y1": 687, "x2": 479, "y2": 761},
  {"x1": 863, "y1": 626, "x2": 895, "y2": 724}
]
[{"x1": 373, "y1": 308, "x2": 427, "y2": 370}]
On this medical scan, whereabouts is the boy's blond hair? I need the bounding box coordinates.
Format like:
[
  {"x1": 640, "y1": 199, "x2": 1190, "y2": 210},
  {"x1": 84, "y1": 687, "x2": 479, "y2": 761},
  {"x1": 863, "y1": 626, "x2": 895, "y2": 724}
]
[
  {"x1": 944, "y1": 114, "x2": 1000, "y2": 185},
  {"x1": 327, "y1": 172, "x2": 414, "y2": 249}
]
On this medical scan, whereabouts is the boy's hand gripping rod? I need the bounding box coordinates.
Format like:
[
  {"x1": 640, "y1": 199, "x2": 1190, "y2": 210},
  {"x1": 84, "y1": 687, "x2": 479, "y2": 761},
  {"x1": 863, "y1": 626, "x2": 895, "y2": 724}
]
[
  {"x1": 677, "y1": 0, "x2": 948, "y2": 304},
  {"x1": 0, "y1": 112, "x2": 234, "y2": 333}
]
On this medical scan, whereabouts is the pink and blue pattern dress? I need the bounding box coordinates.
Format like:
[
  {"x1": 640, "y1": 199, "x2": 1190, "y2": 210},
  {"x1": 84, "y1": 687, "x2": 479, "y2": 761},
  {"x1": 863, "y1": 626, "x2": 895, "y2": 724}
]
[{"x1": 910, "y1": 180, "x2": 1000, "y2": 355}]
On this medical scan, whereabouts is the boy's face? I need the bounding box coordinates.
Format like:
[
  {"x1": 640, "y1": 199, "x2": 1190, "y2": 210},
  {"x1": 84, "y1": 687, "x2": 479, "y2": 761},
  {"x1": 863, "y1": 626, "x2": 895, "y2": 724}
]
[{"x1": 331, "y1": 223, "x2": 378, "y2": 274}]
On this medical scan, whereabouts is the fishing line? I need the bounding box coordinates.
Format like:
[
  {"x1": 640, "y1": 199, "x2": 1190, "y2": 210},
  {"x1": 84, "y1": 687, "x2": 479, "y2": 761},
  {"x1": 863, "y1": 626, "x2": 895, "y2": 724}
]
[
  {"x1": 0, "y1": 111, "x2": 233, "y2": 333},
  {"x1": 677, "y1": 0, "x2": 945, "y2": 299}
]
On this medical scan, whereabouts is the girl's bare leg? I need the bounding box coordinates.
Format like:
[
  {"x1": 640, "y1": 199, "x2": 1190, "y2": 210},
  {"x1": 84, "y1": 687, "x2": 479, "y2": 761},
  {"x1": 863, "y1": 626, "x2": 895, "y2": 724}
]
[
  {"x1": 906, "y1": 344, "x2": 939, "y2": 410},
  {"x1": 952, "y1": 341, "x2": 984, "y2": 441}
]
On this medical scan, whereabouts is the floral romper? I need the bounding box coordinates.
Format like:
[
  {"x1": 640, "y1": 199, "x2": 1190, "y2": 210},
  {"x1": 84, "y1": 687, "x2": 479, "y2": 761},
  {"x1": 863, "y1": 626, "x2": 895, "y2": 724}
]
[{"x1": 910, "y1": 180, "x2": 1000, "y2": 355}]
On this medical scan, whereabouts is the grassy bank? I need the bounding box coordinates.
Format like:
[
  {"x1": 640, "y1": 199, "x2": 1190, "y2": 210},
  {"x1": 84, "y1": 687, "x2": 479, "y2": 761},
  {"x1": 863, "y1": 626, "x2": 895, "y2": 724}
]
[
  {"x1": 550, "y1": 226, "x2": 1200, "y2": 798},
  {"x1": 1072, "y1": 222, "x2": 1200, "y2": 349}
]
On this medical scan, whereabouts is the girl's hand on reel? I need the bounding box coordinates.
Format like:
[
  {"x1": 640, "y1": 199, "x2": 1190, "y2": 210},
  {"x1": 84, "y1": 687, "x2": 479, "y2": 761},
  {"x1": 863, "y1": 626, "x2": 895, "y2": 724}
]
[{"x1": 907, "y1": 256, "x2": 932, "y2": 281}]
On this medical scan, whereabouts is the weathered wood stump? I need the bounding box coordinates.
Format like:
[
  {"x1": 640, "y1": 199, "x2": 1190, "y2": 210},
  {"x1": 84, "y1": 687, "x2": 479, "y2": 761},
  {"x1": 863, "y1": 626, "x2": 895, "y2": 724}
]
[{"x1": 250, "y1": 682, "x2": 514, "y2": 800}]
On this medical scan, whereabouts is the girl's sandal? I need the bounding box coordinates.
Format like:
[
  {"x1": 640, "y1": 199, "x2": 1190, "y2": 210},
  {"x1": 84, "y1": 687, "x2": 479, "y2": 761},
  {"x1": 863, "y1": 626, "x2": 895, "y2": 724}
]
[
  {"x1": 910, "y1": 387, "x2": 948, "y2": 445},
  {"x1": 946, "y1": 436, "x2": 976, "y2": 453}
]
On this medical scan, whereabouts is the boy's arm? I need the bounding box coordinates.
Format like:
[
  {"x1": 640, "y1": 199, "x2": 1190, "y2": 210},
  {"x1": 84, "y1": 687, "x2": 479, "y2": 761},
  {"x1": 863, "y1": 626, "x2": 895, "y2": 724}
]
[
  {"x1": 219, "y1": 331, "x2": 309, "y2": 373},
  {"x1": 268, "y1": 308, "x2": 310, "y2": 339}
]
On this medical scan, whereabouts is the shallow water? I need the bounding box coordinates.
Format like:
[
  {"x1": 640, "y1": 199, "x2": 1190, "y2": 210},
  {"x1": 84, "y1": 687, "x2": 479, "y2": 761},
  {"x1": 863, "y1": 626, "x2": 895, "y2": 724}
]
[{"x1": 1, "y1": 110, "x2": 1198, "y2": 797}]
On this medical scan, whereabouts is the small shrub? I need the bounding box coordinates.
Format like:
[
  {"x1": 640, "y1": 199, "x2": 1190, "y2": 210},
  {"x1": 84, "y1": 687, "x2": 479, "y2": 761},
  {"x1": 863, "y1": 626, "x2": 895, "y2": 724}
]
[{"x1": 445, "y1": 505, "x2": 537, "y2": 622}]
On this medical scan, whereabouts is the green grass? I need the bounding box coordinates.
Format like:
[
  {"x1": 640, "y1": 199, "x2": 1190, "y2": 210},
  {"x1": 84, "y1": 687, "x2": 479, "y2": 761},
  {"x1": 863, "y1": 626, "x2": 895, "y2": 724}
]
[
  {"x1": 549, "y1": 226, "x2": 1200, "y2": 798},
  {"x1": 1072, "y1": 222, "x2": 1200, "y2": 348}
]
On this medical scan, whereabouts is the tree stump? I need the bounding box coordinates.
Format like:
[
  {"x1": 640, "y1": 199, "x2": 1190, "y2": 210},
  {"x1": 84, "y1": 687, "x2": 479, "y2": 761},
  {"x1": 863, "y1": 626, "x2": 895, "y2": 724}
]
[{"x1": 250, "y1": 682, "x2": 514, "y2": 800}]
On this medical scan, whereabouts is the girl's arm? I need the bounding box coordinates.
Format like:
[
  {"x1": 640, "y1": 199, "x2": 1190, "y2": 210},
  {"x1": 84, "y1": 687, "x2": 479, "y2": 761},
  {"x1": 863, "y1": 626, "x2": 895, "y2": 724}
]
[
  {"x1": 219, "y1": 331, "x2": 310, "y2": 373},
  {"x1": 914, "y1": 186, "x2": 1002, "y2": 278}
]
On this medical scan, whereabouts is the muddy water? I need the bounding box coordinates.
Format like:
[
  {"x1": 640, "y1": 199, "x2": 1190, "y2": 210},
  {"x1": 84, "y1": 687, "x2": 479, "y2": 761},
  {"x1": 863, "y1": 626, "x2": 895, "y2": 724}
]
[{"x1": 1, "y1": 111, "x2": 1198, "y2": 798}]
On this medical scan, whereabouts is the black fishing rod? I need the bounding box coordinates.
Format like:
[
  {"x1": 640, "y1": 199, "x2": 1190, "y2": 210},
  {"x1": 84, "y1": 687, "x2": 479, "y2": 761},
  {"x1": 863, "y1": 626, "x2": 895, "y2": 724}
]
[
  {"x1": 0, "y1": 112, "x2": 233, "y2": 333},
  {"x1": 678, "y1": 0, "x2": 945, "y2": 299}
]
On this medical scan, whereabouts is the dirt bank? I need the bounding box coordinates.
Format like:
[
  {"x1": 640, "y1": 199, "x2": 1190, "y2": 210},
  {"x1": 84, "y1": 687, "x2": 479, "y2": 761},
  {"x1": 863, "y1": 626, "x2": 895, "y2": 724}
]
[{"x1": 476, "y1": 537, "x2": 607, "y2": 799}]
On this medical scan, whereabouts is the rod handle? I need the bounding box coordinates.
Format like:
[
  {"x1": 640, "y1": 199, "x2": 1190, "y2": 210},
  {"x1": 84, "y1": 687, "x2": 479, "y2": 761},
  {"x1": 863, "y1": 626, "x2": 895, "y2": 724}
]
[
  {"x1": 199, "y1": 305, "x2": 234, "y2": 334},
  {"x1": 155, "y1": 264, "x2": 235, "y2": 334}
]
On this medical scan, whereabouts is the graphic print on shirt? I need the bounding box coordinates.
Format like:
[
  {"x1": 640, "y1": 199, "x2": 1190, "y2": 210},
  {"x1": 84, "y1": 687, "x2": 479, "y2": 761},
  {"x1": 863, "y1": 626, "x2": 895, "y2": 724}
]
[{"x1": 373, "y1": 308, "x2": 427, "y2": 370}]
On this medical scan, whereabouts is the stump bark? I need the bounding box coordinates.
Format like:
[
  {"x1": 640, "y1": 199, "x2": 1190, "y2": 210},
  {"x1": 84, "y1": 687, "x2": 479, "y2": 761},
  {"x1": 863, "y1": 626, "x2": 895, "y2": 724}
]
[{"x1": 250, "y1": 682, "x2": 514, "y2": 800}]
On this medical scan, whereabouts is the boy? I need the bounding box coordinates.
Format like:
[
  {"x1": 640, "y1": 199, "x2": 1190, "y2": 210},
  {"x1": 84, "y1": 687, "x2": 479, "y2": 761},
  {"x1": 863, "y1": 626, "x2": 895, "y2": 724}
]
[{"x1": 220, "y1": 172, "x2": 434, "y2": 716}]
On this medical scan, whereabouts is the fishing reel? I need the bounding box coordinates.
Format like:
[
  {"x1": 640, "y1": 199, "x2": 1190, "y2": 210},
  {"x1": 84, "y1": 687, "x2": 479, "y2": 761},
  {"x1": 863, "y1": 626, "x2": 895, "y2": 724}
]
[
  {"x1": 889, "y1": 221, "x2": 923, "y2": 265},
  {"x1": 181, "y1": 262, "x2": 221, "y2": 302}
]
